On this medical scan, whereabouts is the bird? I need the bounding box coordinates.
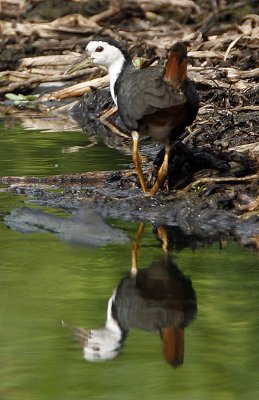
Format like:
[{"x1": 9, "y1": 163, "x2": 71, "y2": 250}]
[
  {"x1": 63, "y1": 224, "x2": 197, "y2": 367},
  {"x1": 63, "y1": 254, "x2": 197, "y2": 367},
  {"x1": 68, "y1": 37, "x2": 199, "y2": 196}
]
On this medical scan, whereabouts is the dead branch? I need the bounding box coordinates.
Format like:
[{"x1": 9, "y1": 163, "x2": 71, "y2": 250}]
[
  {"x1": 180, "y1": 174, "x2": 259, "y2": 193},
  {"x1": 39, "y1": 75, "x2": 109, "y2": 101},
  {"x1": 0, "y1": 169, "x2": 132, "y2": 187}
]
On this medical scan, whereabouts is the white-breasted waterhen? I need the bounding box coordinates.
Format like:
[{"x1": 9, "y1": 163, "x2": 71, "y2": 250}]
[
  {"x1": 64, "y1": 255, "x2": 196, "y2": 366},
  {"x1": 68, "y1": 38, "x2": 199, "y2": 196},
  {"x1": 63, "y1": 225, "x2": 197, "y2": 367}
]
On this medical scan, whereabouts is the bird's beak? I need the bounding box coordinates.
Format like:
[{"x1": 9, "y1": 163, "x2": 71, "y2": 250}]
[{"x1": 66, "y1": 50, "x2": 91, "y2": 74}]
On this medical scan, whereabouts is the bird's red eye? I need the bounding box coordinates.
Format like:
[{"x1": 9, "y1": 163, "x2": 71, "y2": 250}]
[{"x1": 95, "y1": 46, "x2": 104, "y2": 52}]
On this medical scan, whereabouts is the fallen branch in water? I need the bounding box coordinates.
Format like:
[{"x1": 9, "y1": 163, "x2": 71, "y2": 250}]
[
  {"x1": 1, "y1": 172, "x2": 258, "y2": 195},
  {"x1": 0, "y1": 68, "x2": 107, "y2": 96},
  {"x1": 0, "y1": 170, "x2": 132, "y2": 187}
]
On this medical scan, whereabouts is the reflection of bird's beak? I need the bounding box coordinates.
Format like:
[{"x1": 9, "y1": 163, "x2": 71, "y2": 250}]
[
  {"x1": 66, "y1": 51, "x2": 91, "y2": 74},
  {"x1": 62, "y1": 320, "x2": 90, "y2": 347}
]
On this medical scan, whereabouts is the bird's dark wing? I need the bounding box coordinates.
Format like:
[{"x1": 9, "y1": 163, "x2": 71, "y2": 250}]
[{"x1": 117, "y1": 67, "x2": 186, "y2": 131}]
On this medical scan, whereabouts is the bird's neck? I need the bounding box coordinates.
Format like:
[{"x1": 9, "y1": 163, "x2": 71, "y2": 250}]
[
  {"x1": 105, "y1": 290, "x2": 122, "y2": 337},
  {"x1": 108, "y1": 56, "x2": 131, "y2": 106}
]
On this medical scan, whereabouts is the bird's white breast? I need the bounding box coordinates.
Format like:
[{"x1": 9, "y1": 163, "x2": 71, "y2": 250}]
[{"x1": 108, "y1": 57, "x2": 126, "y2": 106}]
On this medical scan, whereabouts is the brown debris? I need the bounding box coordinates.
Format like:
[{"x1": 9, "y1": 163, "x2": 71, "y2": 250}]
[{"x1": 0, "y1": 0, "x2": 28, "y2": 18}]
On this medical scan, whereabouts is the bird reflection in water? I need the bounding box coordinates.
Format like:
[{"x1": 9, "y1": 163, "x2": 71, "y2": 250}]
[{"x1": 64, "y1": 224, "x2": 197, "y2": 367}]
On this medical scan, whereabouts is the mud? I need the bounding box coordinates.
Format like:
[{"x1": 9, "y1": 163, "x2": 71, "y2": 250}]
[
  {"x1": 0, "y1": 0, "x2": 258, "y2": 250},
  {"x1": 3, "y1": 178, "x2": 258, "y2": 251}
]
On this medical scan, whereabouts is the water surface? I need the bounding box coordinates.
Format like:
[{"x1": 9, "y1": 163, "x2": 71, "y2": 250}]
[
  {"x1": 0, "y1": 116, "x2": 130, "y2": 176},
  {"x1": 0, "y1": 117, "x2": 259, "y2": 400}
]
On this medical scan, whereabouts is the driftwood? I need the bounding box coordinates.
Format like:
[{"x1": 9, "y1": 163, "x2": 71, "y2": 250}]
[
  {"x1": 40, "y1": 75, "x2": 109, "y2": 101},
  {"x1": 1, "y1": 172, "x2": 258, "y2": 190},
  {"x1": 134, "y1": 0, "x2": 201, "y2": 13},
  {"x1": 0, "y1": 14, "x2": 101, "y2": 39},
  {"x1": 0, "y1": 169, "x2": 132, "y2": 186},
  {"x1": 0, "y1": 4, "x2": 257, "y2": 98}
]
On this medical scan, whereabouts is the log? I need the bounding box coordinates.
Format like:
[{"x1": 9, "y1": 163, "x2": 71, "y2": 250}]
[{"x1": 39, "y1": 75, "x2": 109, "y2": 100}]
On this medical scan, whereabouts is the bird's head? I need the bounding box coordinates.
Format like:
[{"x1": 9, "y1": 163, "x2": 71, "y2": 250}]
[
  {"x1": 85, "y1": 40, "x2": 125, "y2": 67},
  {"x1": 72, "y1": 326, "x2": 122, "y2": 362},
  {"x1": 66, "y1": 38, "x2": 131, "y2": 74}
]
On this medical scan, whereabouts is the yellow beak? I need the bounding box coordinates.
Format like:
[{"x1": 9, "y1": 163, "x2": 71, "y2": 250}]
[{"x1": 66, "y1": 51, "x2": 91, "y2": 74}]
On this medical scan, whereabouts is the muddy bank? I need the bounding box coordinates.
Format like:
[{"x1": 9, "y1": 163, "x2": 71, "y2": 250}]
[
  {"x1": 0, "y1": 0, "x2": 258, "y2": 249},
  {"x1": 70, "y1": 83, "x2": 259, "y2": 192},
  {"x1": 2, "y1": 176, "x2": 258, "y2": 250}
]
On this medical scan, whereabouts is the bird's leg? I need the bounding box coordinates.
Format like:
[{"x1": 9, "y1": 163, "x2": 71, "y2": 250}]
[
  {"x1": 131, "y1": 131, "x2": 148, "y2": 193},
  {"x1": 134, "y1": 222, "x2": 145, "y2": 242},
  {"x1": 131, "y1": 242, "x2": 139, "y2": 277},
  {"x1": 149, "y1": 144, "x2": 170, "y2": 196},
  {"x1": 131, "y1": 222, "x2": 145, "y2": 277},
  {"x1": 157, "y1": 225, "x2": 170, "y2": 262},
  {"x1": 157, "y1": 225, "x2": 169, "y2": 257},
  {"x1": 100, "y1": 106, "x2": 129, "y2": 139}
]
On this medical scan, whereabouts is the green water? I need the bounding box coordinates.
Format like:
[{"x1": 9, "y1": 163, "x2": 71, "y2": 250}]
[
  {"x1": 0, "y1": 117, "x2": 259, "y2": 400},
  {"x1": 0, "y1": 117, "x2": 130, "y2": 176}
]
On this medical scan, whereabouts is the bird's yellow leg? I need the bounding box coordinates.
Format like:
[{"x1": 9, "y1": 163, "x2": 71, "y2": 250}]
[
  {"x1": 149, "y1": 144, "x2": 170, "y2": 196},
  {"x1": 131, "y1": 131, "x2": 148, "y2": 193},
  {"x1": 100, "y1": 106, "x2": 129, "y2": 139},
  {"x1": 131, "y1": 241, "x2": 138, "y2": 277},
  {"x1": 157, "y1": 225, "x2": 169, "y2": 257},
  {"x1": 131, "y1": 222, "x2": 145, "y2": 277},
  {"x1": 134, "y1": 222, "x2": 145, "y2": 241}
]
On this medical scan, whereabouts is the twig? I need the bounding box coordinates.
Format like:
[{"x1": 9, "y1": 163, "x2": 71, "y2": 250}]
[
  {"x1": 181, "y1": 174, "x2": 259, "y2": 193},
  {"x1": 224, "y1": 35, "x2": 243, "y2": 61},
  {"x1": 89, "y1": 5, "x2": 120, "y2": 23}
]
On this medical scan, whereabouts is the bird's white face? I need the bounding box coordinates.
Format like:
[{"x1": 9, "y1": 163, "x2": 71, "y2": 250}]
[
  {"x1": 85, "y1": 41, "x2": 125, "y2": 68},
  {"x1": 83, "y1": 328, "x2": 121, "y2": 361}
]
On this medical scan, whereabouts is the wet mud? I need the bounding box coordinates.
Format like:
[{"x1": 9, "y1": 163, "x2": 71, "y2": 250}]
[{"x1": 0, "y1": 0, "x2": 258, "y2": 250}]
